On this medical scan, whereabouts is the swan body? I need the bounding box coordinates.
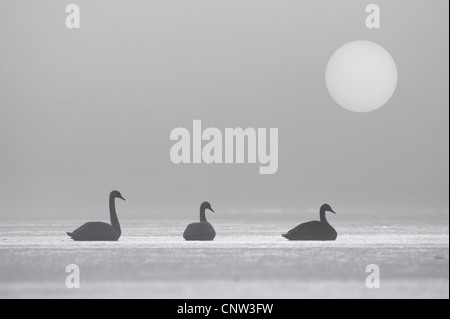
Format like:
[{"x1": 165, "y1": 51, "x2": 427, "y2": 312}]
[
  {"x1": 183, "y1": 222, "x2": 216, "y2": 241},
  {"x1": 67, "y1": 222, "x2": 120, "y2": 242},
  {"x1": 67, "y1": 191, "x2": 125, "y2": 242},
  {"x1": 283, "y1": 204, "x2": 338, "y2": 241},
  {"x1": 183, "y1": 202, "x2": 216, "y2": 241}
]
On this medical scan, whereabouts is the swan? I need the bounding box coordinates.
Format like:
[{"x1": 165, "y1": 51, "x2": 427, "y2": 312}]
[
  {"x1": 282, "y1": 204, "x2": 338, "y2": 241},
  {"x1": 67, "y1": 190, "x2": 125, "y2": 241},
  {"x1": 183, "y1": 202, "x2": 216, "y2": 241}
]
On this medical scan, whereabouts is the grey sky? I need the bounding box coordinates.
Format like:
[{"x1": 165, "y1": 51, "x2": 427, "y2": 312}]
[{"x1": 0, "y1": 0, "x2": 448, "y2": 220}]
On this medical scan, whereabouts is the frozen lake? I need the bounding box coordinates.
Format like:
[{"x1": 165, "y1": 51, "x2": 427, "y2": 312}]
[{"x1": 0, "y1": 220, "x2": 448, "y2": 299}]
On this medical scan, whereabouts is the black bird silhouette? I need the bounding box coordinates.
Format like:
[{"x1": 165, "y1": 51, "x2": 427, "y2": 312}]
[
  {"x1": 67, "y1": 191, "x2": 125, "y2": 241},
  {"x1": 183, "y1": 202, "x2": 216, "y2": 241},
  {"x1": 283, "y1": 204, "x2": 338, "y2": 241}
]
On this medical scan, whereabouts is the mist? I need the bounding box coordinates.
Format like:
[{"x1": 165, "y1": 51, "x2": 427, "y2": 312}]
[{"x1": 0, "y1": 0, "x2": 448, "y2": 220}]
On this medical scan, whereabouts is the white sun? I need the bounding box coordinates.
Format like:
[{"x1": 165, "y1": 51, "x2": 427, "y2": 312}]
[{"x1": 326, "y1": 41, "x2": 398, "y2": 113}]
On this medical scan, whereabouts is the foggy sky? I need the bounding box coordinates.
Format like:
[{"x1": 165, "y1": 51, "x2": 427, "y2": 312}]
[{"x1": 0, "y1": 0, "x2": 448, "y2": 220}]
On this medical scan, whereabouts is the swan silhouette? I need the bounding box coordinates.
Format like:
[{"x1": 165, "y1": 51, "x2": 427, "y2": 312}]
[
  {"x1": 282, "y1": 204, "x2": 338, "y2": 241},
  {"x1": 67, "y1": 190, "x2": 125, "y2": 242},
  {"x1": 183, "y1": 202, "x2": 216, "y2": 241}
]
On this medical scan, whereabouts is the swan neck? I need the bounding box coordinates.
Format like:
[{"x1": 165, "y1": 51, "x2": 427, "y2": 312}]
[
  {"x1": 200, "y1": 207, "x2": 208, "y2": 223},
  {"x1": 320, "y1": 209, "x2": 329, "y2": 224},
  {"x1": 109, "y1": 196, "x2": 122, "y2": 235}
]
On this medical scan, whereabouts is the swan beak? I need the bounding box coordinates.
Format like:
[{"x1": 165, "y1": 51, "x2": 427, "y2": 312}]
[
  {"x1": 330, "y1": 209, "x2": 336, "y2": 214},
  {"x1": 210, "y1": 208, "x2": 215, "y2": 213},
  {"x1": 119, "y1": 196, "x2": 126, "y2": 201}
]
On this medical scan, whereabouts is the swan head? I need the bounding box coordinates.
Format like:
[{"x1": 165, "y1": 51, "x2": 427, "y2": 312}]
[
  {"x1": 201, "y1": 202, "x2": 215, "y2": 213},
  {"x1": 321, "y1": 204, "x2": 336, "y2": 214},
  {"x1": 111, "y1": 190, "x2": 126, "y2": 201}
]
